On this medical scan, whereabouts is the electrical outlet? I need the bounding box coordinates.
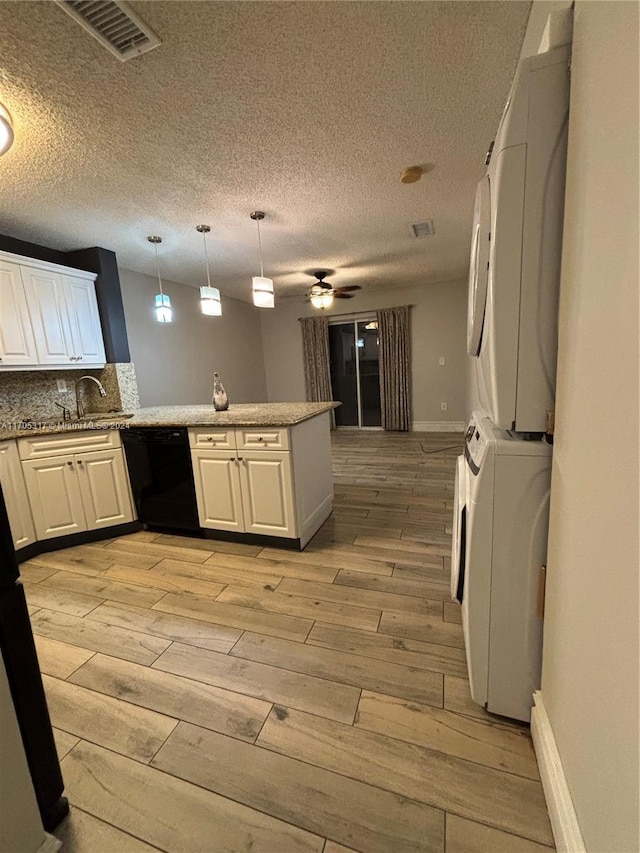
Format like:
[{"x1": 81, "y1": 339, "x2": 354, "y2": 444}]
[
  {"x1": 441, "y1": 402, "x2": 448, "y2": 411},
  {"x1": 56, "y1": 379, "x2": 67, "y2": 393},
  {"x1": 439, "y1": 356, "x2": 446, "y2": 366}
]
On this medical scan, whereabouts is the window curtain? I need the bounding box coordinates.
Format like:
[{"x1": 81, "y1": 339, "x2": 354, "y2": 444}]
[
  {"x1": 299, "y1": 316, "x2": 333, "y2": 402},
  {"x1": 377, "y1": 305, "x2": 411, "y2": 431}
]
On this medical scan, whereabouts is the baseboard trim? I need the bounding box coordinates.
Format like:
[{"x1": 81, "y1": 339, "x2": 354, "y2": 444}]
[
  {"x1": 531, "y1": 691, "x2": 586, "y2": 853},
  {"x1": 412, "y1": 421, "x2": 466, "y2": 432},
  {"x1": 38, "y1": 833, "x2": 62, "y2": 853}
]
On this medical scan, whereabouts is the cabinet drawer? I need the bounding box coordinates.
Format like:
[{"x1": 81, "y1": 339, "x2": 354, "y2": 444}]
[
  {"x1": 236, "y1": 428, "x2": 289, "y2": 451},
  {"x1": 189, "y1": 428, "x2": 237, "y2": 450},
  {"x1": 18, "y1": 429, "x2": 121, "y2": 460}
]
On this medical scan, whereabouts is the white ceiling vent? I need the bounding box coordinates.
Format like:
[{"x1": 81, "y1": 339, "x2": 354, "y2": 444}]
[
  {"x1": 55, "y1": 1, "x2": 161, "y2": 61},
  {"x1": 409, "y1": 219, "x2": 435, "y2": 239}
]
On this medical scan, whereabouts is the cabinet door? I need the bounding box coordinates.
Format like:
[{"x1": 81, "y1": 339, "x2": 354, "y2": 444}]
[
  {"x1": 22, "y1": 455, "x2": 86, "y2": 540},
  {"x1": 20, "y1": 266, "x2": 74, "y2": 365},
  {"x1": 76, "y1": 449, "x2": 134, "y2": 530},
  {"x1": 238, "y1": 450, "x2": 296, "y2": 538},
  {"x1": 64, "y1": 276, "x2": 106, "y2": 365},
  {"x1": 0, "y1": 262, "x2": 38, "y2": 367},
  {"x1": 0, "y1": 441, "x2": 36, "y2": 549},
  {"x1": 191, "y1": 450, "x2": 244, "y2": 531}
]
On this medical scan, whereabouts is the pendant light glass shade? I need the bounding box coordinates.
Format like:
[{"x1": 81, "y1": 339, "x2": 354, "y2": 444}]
[
  {"x1": 148, "y1": 235, "x2": 172, "y2": 323},
  {"x1": 200, "y1": 285, "x2": 222, "y2": 315},
  {"x1": 196, "y1": 225, "x2": 222, "y2": 316},
  {"x1": 252, "y1": 276, "x2": 274, "y2": 308},
  {"x1": 250, "y1": 211, "x2": 274, "y2": 309},
  {"x1": 155, "y1": 293, "x2": 173, "y2": 323},
  {"x1": 310, "y1": 289, "x2": 334, "y2": 310}
]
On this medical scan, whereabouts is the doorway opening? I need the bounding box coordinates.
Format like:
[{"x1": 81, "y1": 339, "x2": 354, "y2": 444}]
[{"x1": 328, "y1": 318, "x2": 381, "y2": 428}]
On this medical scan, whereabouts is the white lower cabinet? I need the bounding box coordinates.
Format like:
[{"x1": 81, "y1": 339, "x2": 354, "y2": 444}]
[
  {"x1": 0, "y1": 441, "x2": 36, "y2": 550},
  {"x1": 191, "y1": 451, "x2": 245, "y2": 533},
  {"x1": 191, "y1": 444, "x2": 296, "y2": 538},
  {"x1": 22, "y1": 445, "x2": 134, "y2": 541},
  {"x1": 238, "y1": 451, "x2": 296, "y2": 537}
]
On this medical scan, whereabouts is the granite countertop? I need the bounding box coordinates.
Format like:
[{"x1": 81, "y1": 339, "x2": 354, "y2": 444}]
[
  {"x1": 127, "y1": 403, "x2": 339, "y2": 428},
  {"x1": 0, "y1": 402, "x2": 339, "y2": 440}
]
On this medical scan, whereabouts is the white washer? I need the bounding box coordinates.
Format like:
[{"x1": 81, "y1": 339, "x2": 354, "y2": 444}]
[
  {"x1": 469, "y1": 45, "x2": 570, "y2": 433},
  {"x1": 451, "y1": 412, "x2": 552, "y2": 722}
]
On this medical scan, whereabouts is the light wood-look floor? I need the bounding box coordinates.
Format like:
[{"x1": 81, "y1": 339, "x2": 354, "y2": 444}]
[{"x1": 25, "y1": 431, "x2": 554, "y2": 853}]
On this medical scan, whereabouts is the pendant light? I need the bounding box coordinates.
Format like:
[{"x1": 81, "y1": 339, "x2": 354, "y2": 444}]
[
  {"x1": 196, "y1": 225, "x2": 222, "y2": 316},
  {"x1": 250, "y1": 211, "x2": 274, "y2": 308},
  {"x1": 148, "y1": 235, "x2": 172, "y2": 323}
]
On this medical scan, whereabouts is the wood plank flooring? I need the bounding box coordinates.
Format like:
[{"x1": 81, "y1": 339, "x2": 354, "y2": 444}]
[{"x1": 24, "y1": 430, "x2": 553, "y2": 853}]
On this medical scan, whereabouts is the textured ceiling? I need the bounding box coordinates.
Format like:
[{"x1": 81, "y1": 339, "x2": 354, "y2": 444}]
[{"x1": 0, "y1": 1, "x2": 530, "y2": 302}]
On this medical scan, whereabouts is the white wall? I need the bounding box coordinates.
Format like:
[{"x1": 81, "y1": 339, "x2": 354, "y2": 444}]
[
  {"x1": 260, "y1": 279, "x2": 468, "y2": 427},
  {"x1": 119, "y1": 269, "x2": 267, "y2": 407},
  {"x1": 540, "y1": 3, "x2": 639, "y2": 851}
]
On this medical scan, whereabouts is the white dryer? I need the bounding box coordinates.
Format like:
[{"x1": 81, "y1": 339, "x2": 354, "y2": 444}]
[
  {"x1": 451, "y1": 412, "x2": 552, "y2": 722},
  {"x1": 468, "y1": 46, "x2": 570, "y2": 433}
]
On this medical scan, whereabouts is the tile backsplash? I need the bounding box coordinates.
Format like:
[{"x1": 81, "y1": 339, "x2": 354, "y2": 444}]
[{"x1": 0, "y1": 363, "x2": 140, "y2": 422}]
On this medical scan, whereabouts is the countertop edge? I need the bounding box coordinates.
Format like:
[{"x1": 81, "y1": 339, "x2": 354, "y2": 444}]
[{"x1": 0, "y1": 403, "x2": 340, "y2": 441}]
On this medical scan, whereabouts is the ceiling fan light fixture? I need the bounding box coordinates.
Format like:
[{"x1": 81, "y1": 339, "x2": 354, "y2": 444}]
[
  {"x1": 310, "y1": 289, "x2": 334, "y2": 310},
  {"x1": 0, "y1": 103, "x2": 14, "y2": 156},
  {"x1": 196, "y1": 224, "x2": 222, "y2": 317},
  {"x1": 250, "y1": 211, "x2": 275, "y2": 309}
]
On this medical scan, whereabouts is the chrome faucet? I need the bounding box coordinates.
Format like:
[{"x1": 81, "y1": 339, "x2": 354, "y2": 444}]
[{"x1": 75, "y1": 375, "x2": 107, "y2": 419}]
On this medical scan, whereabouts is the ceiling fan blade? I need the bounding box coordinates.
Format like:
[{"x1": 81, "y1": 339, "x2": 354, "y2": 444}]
[
  {"x1": 333, "y1": 292, "x2": 354, "y2": 299},
  {"x1": 334, "y1": 285, "x2": 361, "y2": 293}
]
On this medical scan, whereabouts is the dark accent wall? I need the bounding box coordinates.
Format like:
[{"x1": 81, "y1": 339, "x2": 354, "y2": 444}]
[{"x1": 0, "y1": 234, "x2": 130, "y2": 363}]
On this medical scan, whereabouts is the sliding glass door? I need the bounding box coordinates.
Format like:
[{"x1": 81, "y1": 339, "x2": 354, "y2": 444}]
[{"x1": 328, "y1": 318, "x2": 381, "y2": 427}]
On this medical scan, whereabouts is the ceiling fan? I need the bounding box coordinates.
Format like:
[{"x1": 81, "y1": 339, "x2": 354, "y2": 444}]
[{"x1": 307, "y1": 271, "x2": 361, "y2": 309}]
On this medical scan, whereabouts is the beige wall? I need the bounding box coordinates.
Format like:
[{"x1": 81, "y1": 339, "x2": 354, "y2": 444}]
[
  {"x1": 0, "y1": 656, "x2": 45, "y2": 853},
  {"x1": 260, "y1": 279, "x2": 468, "y2": 426},
  {"x1": 119, "y1": 269, "x2": 267, "y2": 407},
  {"x1": 541, "y1": 3, "x2": 639, "y2": 851}
]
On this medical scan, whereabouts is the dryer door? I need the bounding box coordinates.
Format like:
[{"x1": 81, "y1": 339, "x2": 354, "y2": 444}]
[
  {"x1": 467, "y1": 175, "x2": 491, "y2": 356},
  {"x1": 451, "y1": 455, "x2": 467, "y2": 601}
]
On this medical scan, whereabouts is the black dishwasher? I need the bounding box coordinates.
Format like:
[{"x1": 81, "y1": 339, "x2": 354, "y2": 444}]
[{"x1": 121, "y1": 428, "x2": 201, "y2": 533}]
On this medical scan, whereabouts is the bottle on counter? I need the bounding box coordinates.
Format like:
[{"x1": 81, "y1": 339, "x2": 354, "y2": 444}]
[{"x1": 212, "y1": 373, "x2": 229, "y2": 411}]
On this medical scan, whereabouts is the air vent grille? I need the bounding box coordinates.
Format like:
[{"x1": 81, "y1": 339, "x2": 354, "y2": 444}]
[
  {"x1": 409, "y1": 219, "x2": 435, "y2": 238},
  {"x1": 55, "y1": 0, "x2": 161, "y2": 61}
]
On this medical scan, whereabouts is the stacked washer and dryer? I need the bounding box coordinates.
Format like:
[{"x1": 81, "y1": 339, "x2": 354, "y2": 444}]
[{"x1": 452, "y1": 46, "x2": 570, "y2": 722}]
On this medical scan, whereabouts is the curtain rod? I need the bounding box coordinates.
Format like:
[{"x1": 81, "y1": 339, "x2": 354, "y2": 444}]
[{"x1": 298, "y1": 305, "x2": 415, "y2": 322}]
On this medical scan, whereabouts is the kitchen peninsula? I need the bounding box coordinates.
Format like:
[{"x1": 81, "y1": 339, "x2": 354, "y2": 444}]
[{"x1": 0, "y1": 402, "x2": 338, "y2": 559}]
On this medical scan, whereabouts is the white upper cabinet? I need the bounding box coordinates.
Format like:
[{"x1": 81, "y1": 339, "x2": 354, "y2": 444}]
[
  {"x1": 0, "y1": 261, "x2": 38, "y2": 367},
  {"x1": 64, "y1": 276, "x2": 106, "y2": 365},
  {"x1": 21, "y1": 266, "x2": 75, "y2": 366},
  {"x1": 0, "y1": 251, "x2": 106, "y2": 370}
]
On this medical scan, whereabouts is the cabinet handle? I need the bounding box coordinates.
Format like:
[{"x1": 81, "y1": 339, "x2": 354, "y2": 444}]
[
  {"x1": 77, "y1": 459, "x2": 83, "y2": 465},
  {"x1": 257, "y1": 436, "x2": 264, "y2": 442},
  {"x1": 206, "y1": 437, "x2": 213, "y2": 442},
  {"x1": 78, "y1": 355, "x2": 83, "y2": 360},
  {"x1": 67, "y1": 461, "x2": 73, "y2": 466},
  {"x1": 237, "y1": 457, "x2": 244, "y2": 463}
]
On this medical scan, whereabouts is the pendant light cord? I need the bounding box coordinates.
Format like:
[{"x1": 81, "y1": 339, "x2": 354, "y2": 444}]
[
  {"x1": 256, "y1": 217, "x2": 264, "y2": 278},
  {"x1": 153, "y1": 242, "x2": 164, "y2": 296},
  {"x1": 202, "y1": 229, "x2": 212, "y2": 288}
]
